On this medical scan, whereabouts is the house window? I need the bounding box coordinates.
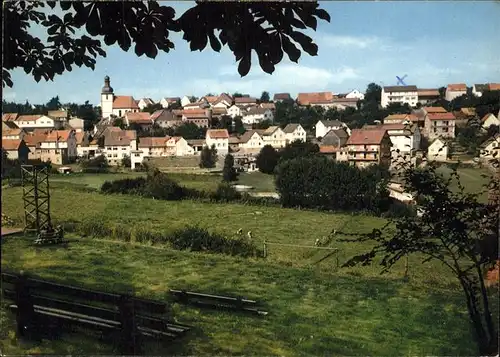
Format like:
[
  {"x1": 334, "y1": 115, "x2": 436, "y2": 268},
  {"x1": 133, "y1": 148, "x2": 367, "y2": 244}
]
[
  {"x1": 107, "y1": 154, "x2": 112, "y2": 158},
  {"x1": 113, "y1": 147, "x2": 118, "y2": 150},
  {"x1": 113, "y1": 154, "x2": 118, "y2": 158},
  {"x1": 119, "y1": 110, "x2": 122, "y2": 116},
  {"x1": 122, "y1": 147, "x2": 126, "y2": 150}
]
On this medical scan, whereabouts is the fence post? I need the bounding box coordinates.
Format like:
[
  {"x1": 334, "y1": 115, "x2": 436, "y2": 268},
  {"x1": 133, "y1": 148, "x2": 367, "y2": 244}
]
[
  {"x1": 118, "y1": 295, "x2": 141, "y2": 355},
  {"x1": 15, "y1": 272, "x2": 37, "y2": 340},
  {"x1": 263, "y1": 241, "x2": 267, "y2": 258}
]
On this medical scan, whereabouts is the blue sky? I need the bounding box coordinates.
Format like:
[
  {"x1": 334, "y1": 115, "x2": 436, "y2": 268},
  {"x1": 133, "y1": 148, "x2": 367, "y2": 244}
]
[{"x1": 4, "y1": 1, "x2": 500, "y2": 105}]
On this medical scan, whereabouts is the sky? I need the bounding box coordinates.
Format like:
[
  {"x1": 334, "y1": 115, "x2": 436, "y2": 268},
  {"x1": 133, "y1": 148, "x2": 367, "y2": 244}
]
[{"x1": 4, "y1": 1, "x2": 500, "y2": 106}]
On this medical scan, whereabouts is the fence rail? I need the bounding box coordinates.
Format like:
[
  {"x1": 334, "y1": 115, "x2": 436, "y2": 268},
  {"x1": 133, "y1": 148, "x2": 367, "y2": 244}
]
[{"x1": 263, "y1": 241, "x2": 340, "y2": 267}]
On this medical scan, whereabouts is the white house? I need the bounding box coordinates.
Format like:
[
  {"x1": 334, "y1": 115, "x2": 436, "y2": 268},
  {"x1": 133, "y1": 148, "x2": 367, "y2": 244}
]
[
  {"x1": 159, "y1": 97, "x2": 180, "y2": 108},
  {"x1": 227, "y1": 105, "x2": 246, "y2": 118},
  {"x1": 427, "y1": 137, "x2": 448, "y2": 162},
  {"x1": 130, "y1": 149, "x2": 147, "y2": 170},
  {"x1": 472, "y1": 84, "x2": 488, "y2": 98},
  {"x1": 211, "y1": 93, "x2": 233, "y2": 109},
  {"x1": 138, "y1": 98, "x2": 155, "y2": 110},
  {"x1": 481, "y1": 113, "x2": 500, "y2": 129},
  {"x1": 137, "y1": 136, "x2": 194, "y2": 157},
  {"x1": 103, "y1": 128, "x2": 138, "y2": 166},
  {"x1": 38, "y1": 129, "x2": 78, "y2": 165},
  {"x1": 283, "y1": 123, "x2": 306, "y2": 143},
  {"x1": 238, "y1": 130, "x2": 264, "y2": 150},
  {"x1": 14, "y1": 114, "x2": 63, "y2": 131},
  {"x1": 315, "y1": 120, "x2": 350, "y2": 138},
  {"x1": 206, "y1": 129, "x2": 229, "y2": 155},
  {"x1": 345, "y1": 89, "x2": 365, "y2": 100},
  {"x1": 381, "y1": 85, "x2": 419, "y2": 108},
  {"x1": 100, "y1": 76, "x2": 140, "y2": 118},
  {"x1": 445, "y1": 83, "x2": 467, "y2": 102},
  {"x1": 181, "y1": 96, "x2": 192, "y2": 107},
  {"x1": 241, "y1": 107, "x2": 274, "y2": 125},
  {"x1": 261, "y1": 126, "x2": 287, "y2": 148},
  {"x1": 480, "y1": 134, "x2": 500, "y2": 159}
]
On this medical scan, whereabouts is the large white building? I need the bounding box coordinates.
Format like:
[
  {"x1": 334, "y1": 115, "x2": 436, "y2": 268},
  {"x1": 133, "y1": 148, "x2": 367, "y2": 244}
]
[
  {"x1": 205, "y1": 129, "x2": 229, "y2": 155},
  {"x1": 315, "y1": 120, "x2": 351, "y2": 138},
  {"x1": 100, "y1": 76, "x2": 140, "y2": 119},
  {"x1": 381, "y1": 85, "x2": 419, "y2": 108}
]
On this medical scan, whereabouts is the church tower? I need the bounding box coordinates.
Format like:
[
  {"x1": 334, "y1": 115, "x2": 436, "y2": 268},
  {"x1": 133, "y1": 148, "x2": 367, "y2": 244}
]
[{"x1": 101, "y1": 75, "x2": 114, "y2": 119}]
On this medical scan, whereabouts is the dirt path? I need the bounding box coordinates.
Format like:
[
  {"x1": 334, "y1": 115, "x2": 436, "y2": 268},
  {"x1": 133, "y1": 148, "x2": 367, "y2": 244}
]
[{"x1": 1, "y1": 227, "x2": 23, "y2": 237}]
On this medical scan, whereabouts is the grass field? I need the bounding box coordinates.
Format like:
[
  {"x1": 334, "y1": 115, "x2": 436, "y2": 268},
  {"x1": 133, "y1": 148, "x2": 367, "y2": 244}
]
[
  {"x1": 435, "y1": 166, "x2": 492, "y2": 201},
  {"x1": 49, "y1": 171, "x2": 277, "y2": 193},
  {"x1": 1, "y1": 169, "x2": 497, "y2": 355}
]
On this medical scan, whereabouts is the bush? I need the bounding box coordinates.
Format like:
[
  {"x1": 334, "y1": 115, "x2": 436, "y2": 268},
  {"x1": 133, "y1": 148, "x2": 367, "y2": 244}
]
[
  {"x1": 143, "y1": 170, "x2": 185, "y2": 200},
  {"x1": 382, "y1": 200, "x2": 417, "y2": 218},
  {"x1": 211, "y1": 183, "x2": 242, "y2": 202},
  {"x1": 256, "y1": 145, "x2": 280, "y2": 174},
  {"x1": 101, "y1": 177, "x2": 147, "y2": 195}
]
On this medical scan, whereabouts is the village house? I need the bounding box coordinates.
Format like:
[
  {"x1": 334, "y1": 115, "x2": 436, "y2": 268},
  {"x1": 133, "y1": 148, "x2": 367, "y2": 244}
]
[
  {"x1": 137, "y1": 98, "x2": 155, "y2": 110},
  {"x1": 38, "y1": 129, "x2": 78, "y2": 165},
  {"x1": 427, "y1": 137, "x2": 449, "y2": 162},
  {"x1": 124, "y1": 112, "x2": 153, "y2": 129},
  {"x1": 2, "y1": 128, "x2": 26, "y2": 140},
  {"x1": 481, "y1": 113, "x2": 500, "y2": 129},
  {"x1": 47, "y1": 110, "x2": 69, "y2": 122},
  {"x1": 381, "y1": 85, "x2": 419, "y2": 108},
  {"x1": 342, "y1": 89, "x2": 365, "y2": 100},
  {"x1": 159, "y1": 97, "x2": 180, "y2": 108},
  {"x1": 261, "y1": 126, "x2": 287, "y2": 148},
  {"x1": 234, "y1": 96, "x2": 258, "y2": 107},
  {"x1": 259, "y1": 102, "x2": 276, "y2": 111},
  {"x1": 151, "y1": 109, "x2": 183, "y2": 128},
  {"x1": 211, "y1": 107, "x2": 228, "y2": 119},
  {"x1": 68, "y1": 117, "x2": 85, "y2": 132},
  {"x1": 364, "y1": 123, "x2": 421, "y2": 166},
  {"x1": 227, "y1": 105, "x2": 246, "y2": 118},
  {"x1": 206, "y1": 129, "x2": 229, "y2": 155},
  {"x1": 180, "y1": 95, "x2": 192, "y2": 107},
  {"x1": 100, "y1": 76, "x2": 140, "y2": 118},
  {"x1": 103, "y1": 128, "x2": 138, "y2": 166},
  {"x1": 199, "y1": 95, "x2": 219, "y2": 107},
  {"x1": 23, "y1": 133, "x2": 47, "y2": 160},
  {"x1": 2, "y1": 113, "x2": 19, "y2": 123},
  {"x1": 283, "y1": 123, "x2": 307, "y2": 143},
  {"x1": 273, "y1": 93, "x2": 292, "y2": 103},
  {"x1": 320, "y1": 128, "x2": 349, "y2": 148},
  {"x1": 211, "y1": 93, "x2": 233, "y2": 109},
  {"x1": 424, "y1": 112, "x2": 456, "y2": 139},
  {"x1": 1, "y1": 139, "x2": 30, "y2": 163},
  {"x1": 182, "y1": 110, "x2": 210, "y2": 128},
  {"x1": 241, "y1": 107, "x2": 274, "y2": 125},
  {"x1": 138, "y1": 136, "x2": 193, "y2": 157},
  {"x1": 186, "y1": 139, "x2": 205, "y2": 155},
  {"x1": 345, "y1": 128, "x2": 392, "y2": 168},
  {"x1": 13, "y1": 114, "x2": 63, "y2": 131},
  {"x1": 75, "y1": 132, "x2": 98, "y2": 158},
  {"x1": 183, "y1": 101, "x2": 210, "y2": 110},
  {"x1": 383, "y1": 113, "x2": 420, "y2": 125},
  {"x1": 445, "y1": 83, "x2": 467, "y2": 102},
  {"x1": 417, "y1": 89, "x2": 440, "y2": 105},
  {"x1": 315, "y1": 119, "x2": 351, "y2": 138},
  {"x1": 228, "y1": 136, "x2": 241, "y2": 152},
  {"x1": 330, "y1": 97, "x2": 359, "y2": 110},
  {"x1": 238, "y1": 130, "x2": 264, "y2": 150},
  {"x1": 479, "y1": 134, "x2": 500, "y2": 159},
  {"x1": 488, "y1": 83, "x2": 500, "y2": 91},
  {"x1": 297, "y1": 92, "x2": 335, "y2": 108}
]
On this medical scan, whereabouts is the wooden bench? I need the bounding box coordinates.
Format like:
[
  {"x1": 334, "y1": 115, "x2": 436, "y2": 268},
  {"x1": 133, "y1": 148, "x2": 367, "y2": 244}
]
[
  {"x1": 1, "y1": 272, "x2": 191, "y2": 354},
  {"x1": 170, "y1": 289, "x2": 268, "y2": 316}
]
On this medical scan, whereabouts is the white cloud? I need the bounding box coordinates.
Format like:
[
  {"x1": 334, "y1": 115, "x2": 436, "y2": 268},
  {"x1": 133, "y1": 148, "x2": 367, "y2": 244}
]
[{"x1": 319, "y1": 35, "x2": 381, "y2": 49}]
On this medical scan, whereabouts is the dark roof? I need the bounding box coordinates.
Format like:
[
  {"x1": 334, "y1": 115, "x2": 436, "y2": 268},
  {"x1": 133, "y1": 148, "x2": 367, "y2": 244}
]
[
  {"x1": 273, "y1": 93, "x2": 292, "y2": 101},
  {"x1": 325, "y1": 128, "x2": 349, "y2": 139},
  {"x1": 245, "y1": 107, "x2": 269, "y2": 115},
  {"x1": 383, "y1": 85, "x2": 418, "y2": 92}
]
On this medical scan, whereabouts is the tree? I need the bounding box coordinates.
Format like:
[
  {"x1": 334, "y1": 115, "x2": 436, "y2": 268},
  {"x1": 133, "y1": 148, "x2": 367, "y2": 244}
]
[
  {"x1": 260, "y1": 91, "x2": 270, "y2": 103},
  {"x1": 279, "y1": 140, "x2": 319, "y2": 163},
  {"x1": 121, "y1": 154, "x2": 131, "y2": 168},
  {"x1": 222, "y1": 154, "x2": 238, "y2": 182},
  {"x1": 233, "y1": 117, "x2": 246, "y2": 135},
  {"x1": 218, "y1": 115, "x2": 233, "y2": 132},
  {"x1": 174, "y1": 123, "x2": 205, "y2": 140},
  {"x1": 256, "y1": 145, "x2": 280, "y2": 174},
  {"x1": 199, "y1": 144, "x2": 217, "y2": 168},
  {"x1": 113, "y1": 117, "x2": 126, "y2": 129},
  {"x1": 46, "y1": 95, "x2": 61, "y2": 111},
  {"x1": 142, "y1": 103, "x2": 163, "y2": 113},
  {"x1": 340, "y1": 163, "x2": 499, "y2": 355},
  {"x1": 364, "y1": 83, "x2": 382, "y2": 104},
  {"x1": 232, "y1": 92, "x2": 243, "y2": 98},
  {"x1": 4, "y1": 2, "x2": 330, "y2": 87},
  {"x1": 252, "y1": 119, "x2": 272, "y2": 130}
]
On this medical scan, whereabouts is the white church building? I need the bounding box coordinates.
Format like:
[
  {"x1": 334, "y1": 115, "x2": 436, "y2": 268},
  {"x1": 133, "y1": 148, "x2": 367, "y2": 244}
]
[{"x1": 101, "y1": 76, "x2": 140, "y2": 119}]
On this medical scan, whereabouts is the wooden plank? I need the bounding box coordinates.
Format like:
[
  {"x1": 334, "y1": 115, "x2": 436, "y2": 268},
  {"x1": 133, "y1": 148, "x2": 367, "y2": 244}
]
[
  {"x1": 169, "y1": 289, "x2": 257, "y2": 304},
  {"x1": 173, "y1": 298, "x2": 268, "y2": 316}
]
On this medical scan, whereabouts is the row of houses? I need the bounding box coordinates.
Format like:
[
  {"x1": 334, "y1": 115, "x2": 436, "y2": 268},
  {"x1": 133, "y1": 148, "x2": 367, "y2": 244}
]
[
  {"x1": 2, "y1": 111, "x2": 85, "y2": 133},
  {"x1": 381, "y1": 82, "x2": 500, "y2": 108}
]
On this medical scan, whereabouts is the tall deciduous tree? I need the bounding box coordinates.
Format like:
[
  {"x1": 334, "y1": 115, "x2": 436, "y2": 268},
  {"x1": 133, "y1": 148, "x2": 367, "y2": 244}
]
[
  {"x1": 340, "y1": 162, "x2": 499, "y2": 356},
  {"x1": 199, "y1": 144, "x2": 218, "y2": 169},
  {"x1": 364, "y1": 83, "x2": 382, "y2": 104},
  {"x1": 233, "y1": 117, "x2": 246, "y2": 135},
  {"x1": 256, "y1": 145, "x2": 280, "y2": 174},
  {"x1": 260, "y1": 91, "x2": 270, "y2": 103},
  {"x1": 222, "y1": 154, "x2": 238, "y2": 182},
  {"x1": 45, "y1": 96, "x2": 61, "y2": 111},
  {"x1": 4, "y1": 1, "x2": 330, "y2": 87}
]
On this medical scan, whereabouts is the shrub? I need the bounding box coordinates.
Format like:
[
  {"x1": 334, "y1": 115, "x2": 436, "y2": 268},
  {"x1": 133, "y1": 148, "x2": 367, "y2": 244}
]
[
  {"x1": 101, "y1": 177, "x2": 146, "y2": 195},
  {"x1": 78, "y1": 219, "x2": 112, "y2": 238},
  {"x1": 211, "y1": 183, "x2": 242, "y2": 202},
  {"x1": 256, "y1": 145, "x2": 280, "y2": 174},
  {"x1": 222, "y1": 154, "x2": 238, "y2": 182},
  {"x1": 382, "y1": 200, "x2": 417, "y2": 218},
  {"x1": 143, "y1": 170, "x2": 184, "y2": 200}
]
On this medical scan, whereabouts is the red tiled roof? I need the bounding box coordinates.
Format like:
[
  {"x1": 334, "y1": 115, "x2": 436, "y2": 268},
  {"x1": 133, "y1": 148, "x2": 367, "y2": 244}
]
[
  {"x1": 207, "y1": 129, "x2": 229, "y2": 139},
  {"x1": 447, "y1": 83, "x2": 467, "y2": 91},
  {"x1": 297, "y1": 92, "x2": 333, "y2": 106},
  {"x1": 1, "y1": 139, "x2": 23, "y2": 151},
  {"x1": 48, "y1": 110, "x2": 68, "y2": 118},
  {"x1": 138, "y1": 137, "x2": 169, "y2": 148},
  {"x1": 417, "y1": 89, "x2": 440, "y2": 96},
  {"x1": 235, "y1": 97, "x2": 257, "y2": 104},
  {"x1": 3, "y1": 128, "x2": 23, "y2": 136},
  {"x1": 23, "y1": 133, "x2": 47, "y2": 147},
  {"x1": 488, "y1": 83, "x2": 500, "y2": 91},
  {"x1": 113, "y1": 95, "x2": 139, "y2": 109},
  {"x1": 423, "y1": 106, "x2": 448, "y2": 113},
  {"x1": 427, "y1": 112, "x2": 456, "y2": 121},
  {"x1": 44, "y1": 130, "x2": 74, "y2": 142},
  {"x1": 17, "y1": 114, "x2": 43, "y2": 122},
  {"x1": 125, "y1": 112, "x2": 152, "y2": 123},
  {"x1": 202, "y1": 95, "x2": 219, "y2": 104},
  {"x1": 365, "y1": 123, "x2": 406, "y2": 131},
  {"x1": 346, "y1": 128, "x2": 387, "y2": 145},
  {"x1": 2, "y1": 113, "x2": 19, "y2": 122},
  {"x1": 319, "y1": 145, "x2": 342, "y2": 153}
]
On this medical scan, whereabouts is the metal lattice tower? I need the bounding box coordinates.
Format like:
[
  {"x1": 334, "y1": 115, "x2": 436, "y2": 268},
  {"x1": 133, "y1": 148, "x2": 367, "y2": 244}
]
[{"x1": 21, "y1": 165, "x2": 52, "y2": 234}]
